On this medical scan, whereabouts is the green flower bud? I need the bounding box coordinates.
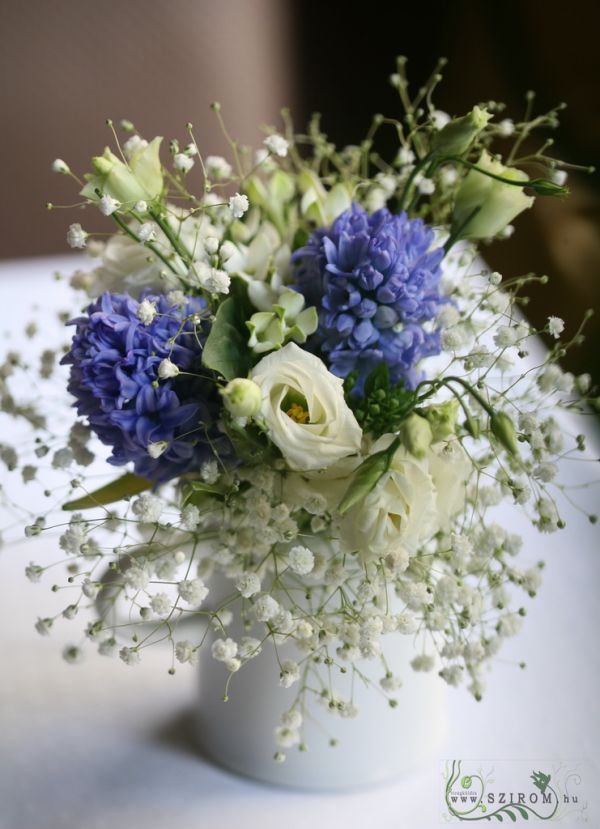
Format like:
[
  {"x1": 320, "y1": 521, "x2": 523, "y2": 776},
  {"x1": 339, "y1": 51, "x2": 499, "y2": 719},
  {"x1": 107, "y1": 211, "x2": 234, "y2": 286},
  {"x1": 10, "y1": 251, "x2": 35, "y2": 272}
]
[
  {"x1": 247, "y1": 290, "x2": 318, "y2": 354},
  {"x1": 490, "y1": 411, "x2": 519, "y2": 455},
  {"x1": 399, "y1": 413, "x2": 433, "y2": 459},
  {"x1": 338, "y1": 437, "x2": 400, "y2": 515},
  {"x1": 424, "y1": 399, "x2": 460, "y2": 441},
  {"x1": 431, "y1": 106, "x2": 492, "y2": 157},
  {"x1": 452, "y1": 150, "x2": 534, "y2": 239},
  {"x1": 81, "y1": 137, "x2": 164, "y2": 206},
  {"x1": 220, "y1": 378, "x2": 262, "y2": 418}
]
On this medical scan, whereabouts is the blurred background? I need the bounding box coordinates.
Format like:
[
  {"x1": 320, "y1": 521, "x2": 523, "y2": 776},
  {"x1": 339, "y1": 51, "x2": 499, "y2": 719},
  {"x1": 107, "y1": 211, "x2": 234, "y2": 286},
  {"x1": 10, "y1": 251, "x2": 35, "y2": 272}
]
[{"x1": 0, "y1": 0, "x2": 598, "y2": 379}]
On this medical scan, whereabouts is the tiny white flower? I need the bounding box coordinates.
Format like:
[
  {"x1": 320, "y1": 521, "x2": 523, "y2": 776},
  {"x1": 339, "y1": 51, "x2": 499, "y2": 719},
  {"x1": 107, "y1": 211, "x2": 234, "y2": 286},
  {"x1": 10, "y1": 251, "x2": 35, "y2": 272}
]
[
  {"x1": 25, "y1": 563, "x2": 43, "y2": 583},
  {"x1": 178, "y1": 578, "x2": 209, "y2": 606},
  {"x1": 180, "y1": 504, "x2": 200, "y2": 531},
  {"x1": 200, "y1": 459, "x2": 219, "y2": 484},
  {"x1": 204, "y1": 236, "x2": 220, "y2": 255},
  {"x1": 229, "y1": 192, "x2": 249, "y2": 218},
  {"x1": 119, "y1": 646, "x2": 141, "y2": 666},
  {"x1": 175, "y1": 640, "x2": 198, "y2": 665},
  {"x1": 380, "y1": 674, "x2": 403, "y2": 692},
  {"x1": 136, "y1": 298, "x2": 157, "y2": 325},
  {"x1": 52, "y1": 447, "x2": 74, "y2": 469},
  {"x1": 253, "y1": 594, "x2": 280, "y2": 622},
  {"x1": 497, "y1": 118, "x2": 515, "y2": 137},
  {"x1": 235, "y1": 572, "x2": 261, "y2": 598},
  {"x1": 275, "y1": 726, "x2": 300, "y2": 749},
  {"x1": 52, "y1": 158, "x2": 70, "y2": 174},
  {"x1": 439, "y1": 166, "x2": 458, "y2": 187},
  {"x1": 123, "y1": 135, "x2": 148, "y2": 158},
  {"x1": 211, "y1": 637, "x2": 238, "y2": 662},
  {"x1": 167, "y1": 289, "x2": 186, "y2": 306},
  {"x1": 397, "y1": 146, "x2": 416, "y2": 166},
  {"x1": 35, "y1": 617, "x2": 53, "y2": 636},
  {"x1": 239, "y1": 637, "x2": 262, "y2": 660},
  {"x1": 264, "y1": 134, "x2": 289, "y2": 157},
  {"x1": 219, "y1": 240, "x2": 237, "y2": 262},
  {"x1": 82, "y1": 578, "x2": 100, "y2": 600},
  {"x1": 99, "y1": 194, "x2": 121, "y2": 216},
  {"x1": 547, "y1": 316, "x2": 565, "y2": 339},
  {"x1": 411, "y1": 654, "x2": 435, "y2": 672},
  {"x1": 205, "y1": 155, "x2": 232, "y2": 179},
  {"x1": 195, "y1": 264, "x2": 230, "y2": 295},
  {"x1": 279, "y1": 659, "x2": 300, "y2": 688},
  {"x1": 174, "y1": 153, "x2": 194, "y2": 173},
  {"x1": 493, "y1": 325, "x2": 518, "y2": 348},
  {"x1": 158, "y1": 358, "x2": 179, "y2": 379},
  {"x1": 150, "y1": 592, "x2": 172, "y2": 616},
  {"x1": 288, "y1": 545, "x2": 315, "y2": 576},
  {"x1": 431, "y1": 109, "x2": 451, "y2": 130},
  {"x1": 62, "y1": 645, "x2": 83, "y2": 664},
  {"x1": 224, "y1": 657, "x2": 241, "y2": 672},
  {"x1": 498, "y1": 223, "x2": 515, "y2": 239},
  {"x1": 98, "y1": 637, "x2": 117, "y2": 657},
  {"x1": 416, "y1": 176, "x2": 435, "y2": 195},
  {"x1": 66, "y1": 223, "x2": 88, "y2": 249},
  {"x1": 533, "y1": 462, "x2": 557, "y2": 482},
  {"x1": 138, "y1": 222, "x2": 156, "y2": 242},
  {"x1": 131, "y1": 493, "x2": 164, "y2": 523},
  {"x1": 576, "y1": 373, "x2": 591, "y2": 394},
  {"x1": 147, "y1": 440, "x2": 168, "y2": 459},
  {"x1": 184, "y1": 142, "x2": 198, "y2": 156},
  {"x1": 124, "y1": 565, "x2": 150, "y2": 591},
  {"x1": 551, "y1": 169, "x2": 568, "y2": 186},
  {"x1": 489, "y1": 271, "x2": 503, "y2": 286}
]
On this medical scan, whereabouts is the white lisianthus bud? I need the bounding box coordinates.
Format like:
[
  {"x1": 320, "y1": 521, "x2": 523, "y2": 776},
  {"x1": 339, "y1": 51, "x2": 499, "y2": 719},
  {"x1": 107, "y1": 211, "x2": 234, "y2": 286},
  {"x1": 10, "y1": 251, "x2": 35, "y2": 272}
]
[
  {"x1": 66, "y1": 223, "x2": 88, "y2": 249},
  {"x1": 229, "y1": 192, "x2": 249, "y2": 218},
  {"x1": 82, "y1": 137, "x2": 163, "y2": 206},
  {"x1": 220, "y1": 378, "x2": 262, "y2": 418},
  {"x1": 399, "y1": 413, "x2": 433, "y2": 459},
  {"x1": 52, "y1": 158, "x2": 70, "y2": 174},
  {"x1": 431, "y1": 106, "x2": 492, "y2": 157},
  {"x1": 452, "y1": 150, "x2": 534, "y2": 239}
]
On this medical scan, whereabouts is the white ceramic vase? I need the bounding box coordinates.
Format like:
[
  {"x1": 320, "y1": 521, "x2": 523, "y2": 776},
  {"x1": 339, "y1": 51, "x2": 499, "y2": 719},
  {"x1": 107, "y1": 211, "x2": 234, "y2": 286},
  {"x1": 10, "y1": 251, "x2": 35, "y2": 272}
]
[{"x1": 194, "y1": 590, "x2": 447, "y2": 790}]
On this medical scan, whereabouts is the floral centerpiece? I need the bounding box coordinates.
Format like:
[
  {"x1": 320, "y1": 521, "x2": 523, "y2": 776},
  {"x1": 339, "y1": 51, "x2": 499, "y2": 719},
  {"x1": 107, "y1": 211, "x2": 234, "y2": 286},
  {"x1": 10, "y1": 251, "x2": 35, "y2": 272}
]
[{"x1": 2, "y1": 58, "x2": 596, "y2": 767}]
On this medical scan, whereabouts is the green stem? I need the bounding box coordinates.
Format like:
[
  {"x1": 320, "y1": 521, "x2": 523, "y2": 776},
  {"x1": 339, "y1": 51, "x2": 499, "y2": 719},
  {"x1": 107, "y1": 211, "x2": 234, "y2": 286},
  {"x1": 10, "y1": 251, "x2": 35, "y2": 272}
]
[{"x1": 110, "y1": 212, "x2": 177, "y2": 274}]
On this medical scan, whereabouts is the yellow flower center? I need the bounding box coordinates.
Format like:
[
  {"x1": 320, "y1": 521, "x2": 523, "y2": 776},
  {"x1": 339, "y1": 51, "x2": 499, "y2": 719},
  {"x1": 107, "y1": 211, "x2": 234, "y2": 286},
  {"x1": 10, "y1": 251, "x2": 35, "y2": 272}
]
[{"x1": 286, "y1": 402, "x2": 310, "y2": 424}]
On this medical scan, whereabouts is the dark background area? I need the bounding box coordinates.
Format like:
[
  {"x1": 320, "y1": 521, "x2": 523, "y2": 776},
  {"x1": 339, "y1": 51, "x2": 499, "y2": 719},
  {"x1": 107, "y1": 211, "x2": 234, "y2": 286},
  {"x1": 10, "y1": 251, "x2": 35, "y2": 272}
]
[{"x1": 1, "y1": 0, "x2": 598, "y2": 378}]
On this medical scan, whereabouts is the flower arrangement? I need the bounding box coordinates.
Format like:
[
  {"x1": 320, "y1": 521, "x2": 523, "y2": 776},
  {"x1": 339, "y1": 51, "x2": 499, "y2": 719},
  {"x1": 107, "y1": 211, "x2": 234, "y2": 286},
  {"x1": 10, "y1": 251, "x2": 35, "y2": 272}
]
[{"x1": 3, "y1": 58, "x2": 597, "y2": 761}]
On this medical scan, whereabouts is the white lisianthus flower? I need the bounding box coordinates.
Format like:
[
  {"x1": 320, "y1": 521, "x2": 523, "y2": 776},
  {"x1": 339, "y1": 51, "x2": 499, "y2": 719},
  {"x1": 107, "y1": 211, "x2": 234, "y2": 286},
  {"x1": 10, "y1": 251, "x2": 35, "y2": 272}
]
[
  {"x1": 453, "y1": 150, "x2": 534, "y2": 239},
  {"x1": 337, "y1": 435, "x2": 438, "y2": 562},
  {"x1": 250, "y1": 343, "x2": 362, "y2": 471}
]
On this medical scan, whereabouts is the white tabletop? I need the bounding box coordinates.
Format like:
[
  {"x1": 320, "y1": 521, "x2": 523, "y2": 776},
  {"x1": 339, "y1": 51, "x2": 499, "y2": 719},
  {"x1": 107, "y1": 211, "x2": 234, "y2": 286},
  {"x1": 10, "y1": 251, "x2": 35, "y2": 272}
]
[{"x1": 0, "y1": 255, "x2": 598, "y2": 828}]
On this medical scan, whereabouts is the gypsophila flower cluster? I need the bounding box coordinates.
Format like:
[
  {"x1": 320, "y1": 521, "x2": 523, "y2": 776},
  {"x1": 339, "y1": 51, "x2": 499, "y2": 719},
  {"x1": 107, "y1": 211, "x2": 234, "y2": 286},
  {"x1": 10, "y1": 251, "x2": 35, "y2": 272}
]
[{"x1": 2, "y1": 56, "x2": 597, "y2": 761}]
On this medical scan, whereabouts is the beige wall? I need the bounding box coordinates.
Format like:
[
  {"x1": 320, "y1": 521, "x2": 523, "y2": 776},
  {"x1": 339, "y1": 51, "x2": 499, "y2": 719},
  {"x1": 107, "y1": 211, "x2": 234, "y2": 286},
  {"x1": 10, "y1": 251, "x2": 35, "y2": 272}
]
[{"x1": 0, "y1": 0, "x2": 296, "y2": 258}]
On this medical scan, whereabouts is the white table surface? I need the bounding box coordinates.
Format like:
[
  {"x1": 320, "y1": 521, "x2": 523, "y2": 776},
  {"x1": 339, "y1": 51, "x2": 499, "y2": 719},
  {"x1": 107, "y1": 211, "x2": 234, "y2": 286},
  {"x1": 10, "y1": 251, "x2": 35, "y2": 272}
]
[{"x1": 0, "y1": 255, "x2": 598, "y2": 829}]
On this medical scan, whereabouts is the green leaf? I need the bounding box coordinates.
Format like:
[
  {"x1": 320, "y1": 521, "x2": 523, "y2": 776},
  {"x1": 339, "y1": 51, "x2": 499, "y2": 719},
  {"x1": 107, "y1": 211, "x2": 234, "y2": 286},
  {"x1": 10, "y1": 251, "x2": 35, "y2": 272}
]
[
  {"x1": 202, "y1": 280, "x2": 253, "y2": 381},
  {"x1": 337, "y1": 437, "x2": 400, "y2": 515},
  {"x1": 62, "y1": 473, "x2": 151, "y2": 510},
  {"x1": 504, "y1": 809, "x2": 517, "y2": 822},
  {"x1": 515, "y1": 806, "x2": 529, "y2": 820}
]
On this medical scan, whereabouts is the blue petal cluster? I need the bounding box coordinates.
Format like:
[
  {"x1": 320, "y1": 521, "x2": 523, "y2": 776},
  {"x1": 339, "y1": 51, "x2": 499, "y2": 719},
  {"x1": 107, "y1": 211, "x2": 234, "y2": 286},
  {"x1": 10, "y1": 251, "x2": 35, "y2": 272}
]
[
  {"x1": 293, "y1": 203, "x2": 447, "y2": 389},
  {"x1": 61, "y1": 292, "x2": 228, "y2": 482}
]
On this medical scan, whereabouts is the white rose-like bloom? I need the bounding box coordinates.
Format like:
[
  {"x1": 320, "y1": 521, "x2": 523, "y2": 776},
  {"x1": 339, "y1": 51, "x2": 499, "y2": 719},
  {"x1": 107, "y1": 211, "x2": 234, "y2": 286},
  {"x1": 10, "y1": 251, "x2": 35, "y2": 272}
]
[
  {"x1": 337, "y1": 435, "x2": 438, "y2": 562},
  {"x1": 250, "y1": 343, "x2": 362, "y2": 471}
]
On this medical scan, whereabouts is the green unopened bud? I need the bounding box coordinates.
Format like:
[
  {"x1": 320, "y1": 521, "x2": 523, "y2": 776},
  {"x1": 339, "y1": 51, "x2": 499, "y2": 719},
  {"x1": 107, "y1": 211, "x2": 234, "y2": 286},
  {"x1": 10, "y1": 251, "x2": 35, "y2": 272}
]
[
  {"x1": 527, "y1": 178, "x2": 569, "y2": 197},
  {"x1": 431, "y1": 106, "x2": 492, "y2": 157},
  {"x1": 337, "y1": 437, "x2": 400, "y2": 515},
  {"x1": 490, "y1": 411, "x2": 519, "y2": 455},
  {"x1": 220, "y1": 378, "x2": 262, "y2": 418},
  {"x1": 399, "y1": 413, "x2": 433, "y2": 459},
  {"x1": 424, "y1": 399, "x2": 459, "y2": 441}
]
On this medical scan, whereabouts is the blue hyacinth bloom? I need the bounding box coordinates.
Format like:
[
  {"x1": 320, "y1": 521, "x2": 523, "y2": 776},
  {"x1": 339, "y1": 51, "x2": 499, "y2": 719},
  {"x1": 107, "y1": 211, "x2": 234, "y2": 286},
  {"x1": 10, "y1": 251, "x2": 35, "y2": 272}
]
[
  {"x1": 61, "y1": 291, "x2": 229, "y2": 483},
  {"x1": 293, "y1": 203, "x2": 447, "y2": 390}
]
